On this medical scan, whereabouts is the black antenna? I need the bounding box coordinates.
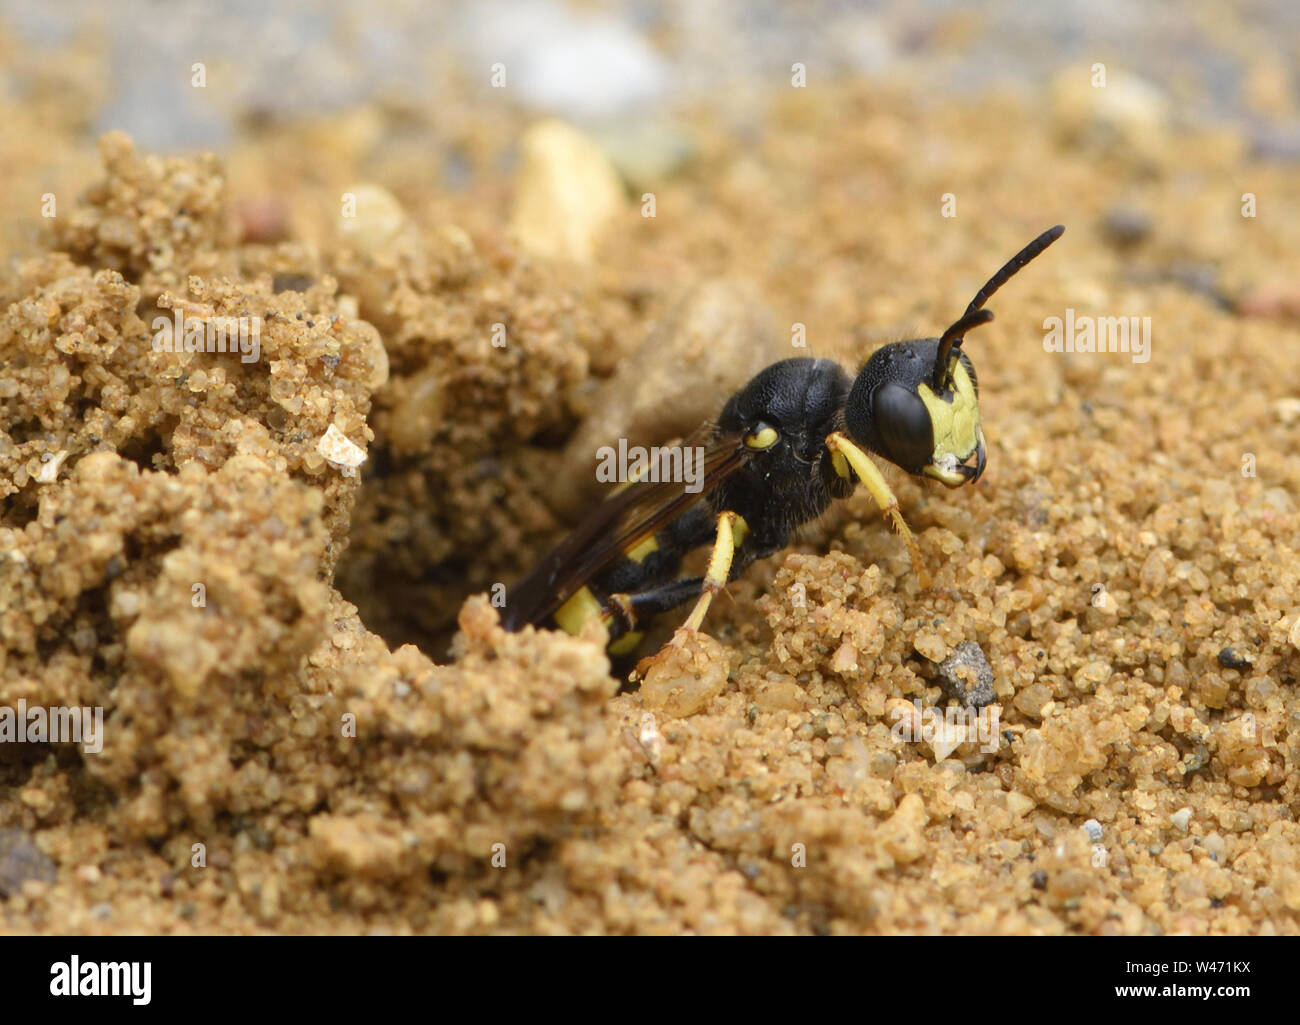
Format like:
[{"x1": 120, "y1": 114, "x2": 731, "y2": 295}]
[{"x1": 931, "y1": 224, "x2": 1065, "y2": 391}]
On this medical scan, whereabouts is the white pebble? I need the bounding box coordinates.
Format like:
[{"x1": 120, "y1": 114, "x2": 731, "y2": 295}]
[
  {"x1": 318, "y1": 424, "x2": 367, "y2": 472},
  {"x1": 35, "y1": 450, "x2": 68, "y2": 483},
  {"x1": 466, "y1": 0, "x2": 666, "y2": 118}
]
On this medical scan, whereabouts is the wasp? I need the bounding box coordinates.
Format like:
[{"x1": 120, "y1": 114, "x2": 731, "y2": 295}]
[{"x1": 502, "y1": 226, "x2": 1064, "y2": 674}]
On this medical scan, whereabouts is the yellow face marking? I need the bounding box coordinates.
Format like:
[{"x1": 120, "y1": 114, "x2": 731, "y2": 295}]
[
  {"x1": 625, "y1": 534, "x2": 659, "y2": 564},
  {"x1": 554, "y1": 586, "x2": 606, "y2": 637},
  {"x1": 745, "y1": 426, "x2": 778, "y2": 450},
  {"x1": 916, "y1": 360, "x2": 981, "y2": 486}
]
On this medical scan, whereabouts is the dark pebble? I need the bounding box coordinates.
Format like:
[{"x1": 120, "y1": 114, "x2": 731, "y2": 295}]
[
  {"x1": 1217, "y1": 646, "x2": 1251, "y2": 669},
  {"x1": 1101, "y1": 206, "x2": 1152, "y2": 247},
  {"x1": 936, "y1": 641, "x2": 996, "y2": 709},
  {"x1": 0, "y1": 828, "x2": 57, "y2": 896}
]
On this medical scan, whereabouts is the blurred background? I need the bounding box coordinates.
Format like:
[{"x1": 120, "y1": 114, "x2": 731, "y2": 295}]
[{"x1": 1, "y1": 0, "x2": 1298, "y2": 149}]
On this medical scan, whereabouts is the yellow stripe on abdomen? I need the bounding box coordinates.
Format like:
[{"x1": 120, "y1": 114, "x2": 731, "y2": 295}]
[{"x1": 554, "y1": 586, "x2": 605, "y2": 636}]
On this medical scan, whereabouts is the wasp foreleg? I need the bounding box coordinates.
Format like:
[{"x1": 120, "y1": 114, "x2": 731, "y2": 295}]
[{"x1": 825, "y1": 431, "x2": 929, "y2": 587}]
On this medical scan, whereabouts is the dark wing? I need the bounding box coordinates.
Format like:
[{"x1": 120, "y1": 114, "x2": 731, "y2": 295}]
[{"x1": 501, "y1": 424, "x2": 751, "y2": 630}]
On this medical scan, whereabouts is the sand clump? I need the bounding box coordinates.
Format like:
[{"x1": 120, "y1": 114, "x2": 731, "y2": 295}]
[{"x1": 1, "y1": 61, "x2": 1299, "y2": 935}]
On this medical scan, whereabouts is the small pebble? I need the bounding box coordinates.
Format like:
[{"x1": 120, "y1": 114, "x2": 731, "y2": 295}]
[
  {"x1": 317, "y1": 424, "x2": 367, "y2": 472},
  {"x1": 1217, "y1": 646, "x2": 1251, "y2": 669},
  {"x1": 935, "y1": 641, "x2": 996, "y2": 709},
  {"x1": 1101, "y1": 206, "x2": 1152, "y2": 247},
  {"x1": 337, "y1": 183, "x2": 407, "y2": 252},
  {"x1": 35, "y1": 450, "x2": 68, "y2": 484},
  {"x1": 0, "y1": 829, "x2": 57, "y2": 895},
  {"x1": 512, "y1": 119, "x2": 624, "y2": 264}
]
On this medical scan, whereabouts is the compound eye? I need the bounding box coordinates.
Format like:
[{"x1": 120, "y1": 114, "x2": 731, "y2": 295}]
[
  {"x1": 744, "y1": 424, "x2": 779, "y2": 450},
  {"x1": 874, "y1": 383, "x2": 934, "y2": 471}
]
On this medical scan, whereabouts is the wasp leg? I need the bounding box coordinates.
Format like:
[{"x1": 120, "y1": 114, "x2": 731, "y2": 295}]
[
  {"x1": 609, "y1": 576, "x2": 708, "y2": 628},
  {"x1": 825, "y1": 431, "x2": 930, "y2": 588},
  {"x1": 682, "y1": 510, "x2": 742, "y2": 631},
  {"x1": 629, "y1": 510, "x2": 748, "y2": 681}
]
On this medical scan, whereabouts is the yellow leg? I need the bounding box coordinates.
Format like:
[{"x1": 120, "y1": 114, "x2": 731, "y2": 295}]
[
  {"x1": 630, "y1": 510, "x2": 741, "y2": 682},
  {"x1": 825, "y1": 431, "x2": 929, "y2": 588},
  {"x1": 681, "y1": 510, "x2": 740, "y2": 632}
]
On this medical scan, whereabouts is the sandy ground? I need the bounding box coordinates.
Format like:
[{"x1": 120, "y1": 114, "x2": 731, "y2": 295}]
[{"x1": 1, "y1": 16, "x2": 1300, "y2": 934}]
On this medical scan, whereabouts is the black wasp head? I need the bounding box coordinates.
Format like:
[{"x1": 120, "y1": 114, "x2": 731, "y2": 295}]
[{"x1": 843, "y1": 225, "x2": 1064, "y2": 487}]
